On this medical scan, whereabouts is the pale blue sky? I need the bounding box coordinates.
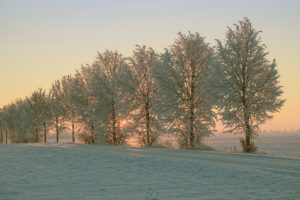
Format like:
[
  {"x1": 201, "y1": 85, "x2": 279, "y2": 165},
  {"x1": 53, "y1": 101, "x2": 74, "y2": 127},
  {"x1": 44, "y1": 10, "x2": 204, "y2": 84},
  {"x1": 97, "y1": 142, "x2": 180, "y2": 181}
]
[{"x1": 1, "y1": 0, "x2": 299, "y2": 130}]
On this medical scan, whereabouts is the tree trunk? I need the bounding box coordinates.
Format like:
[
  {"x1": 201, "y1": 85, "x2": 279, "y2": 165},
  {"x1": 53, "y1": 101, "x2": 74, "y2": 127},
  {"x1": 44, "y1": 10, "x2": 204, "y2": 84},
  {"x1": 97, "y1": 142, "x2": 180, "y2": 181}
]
[
  {"x1": 71, "y1": 109, "x2": 75, "y2": 143},
  {"x1": 145, "y1": 101, "x2": 151, "y2": 146},
  {"x1": 244, "y1": 121, "x2": 252, "y2": 152},
  {"x1": 91, "y1": 123, "x2": 95, "y2": 144},
  {"x1": 245, "y1": 131, "x2": 251, "y2": 146},
  {"x1": 241, "y1": 60, "x2": 253, "y2": 152},
  {"x1": 72, "y1": 119, "x2": 75, "y2": 143},
  {"x1": 5, "y1": 129, "x2": 8, "y2": 144},
  {"x1": 55, "y1": 116, "x2": 59, "y2": 143},
  {"x1": 242, "y1": 88, "x2": 252, "y2": 152},
  {"x1": 111, "y1": 101, "x2": 117, "y2": 145},
  {"x1": 189, "y1": 71, "x2": 195, "y2": 148},
  {"x1": 189, "y1": 105, "x2": 195, "y2": 148},
  {"x1": 242, "y1": 80, "x2": 252, "y2": 152},
  {"x1": 0, "y1": 129, "x2": 3, "y2": 144},
  {"x1": 43, "y1": 122, "x2": 47, "y2": 143},
  {"x1": 35, "y1": 125, "x2": 39, "y2": 143}
]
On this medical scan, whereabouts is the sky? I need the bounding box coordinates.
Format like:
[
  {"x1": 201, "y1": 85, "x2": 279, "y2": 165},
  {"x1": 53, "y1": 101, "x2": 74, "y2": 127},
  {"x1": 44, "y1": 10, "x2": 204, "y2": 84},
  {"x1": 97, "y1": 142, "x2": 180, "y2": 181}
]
[{"x1": 0, "y1": 0, "x2": 299, "y2": 131}]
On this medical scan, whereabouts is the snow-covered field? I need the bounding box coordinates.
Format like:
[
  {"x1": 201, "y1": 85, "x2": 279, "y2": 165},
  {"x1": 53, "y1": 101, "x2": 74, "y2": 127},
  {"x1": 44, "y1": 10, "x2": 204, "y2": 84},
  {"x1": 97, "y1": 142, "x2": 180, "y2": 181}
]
[{"x1": 0, "y1": 144, "x2": 299, "y2": 199}]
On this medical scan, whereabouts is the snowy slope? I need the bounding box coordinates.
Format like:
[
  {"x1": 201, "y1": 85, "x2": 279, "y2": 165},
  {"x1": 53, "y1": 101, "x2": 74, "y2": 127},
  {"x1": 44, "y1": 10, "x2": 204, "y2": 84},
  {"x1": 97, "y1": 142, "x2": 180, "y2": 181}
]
[{"x1": 0, "y1": 144, "x2": 299, "y2": 199}]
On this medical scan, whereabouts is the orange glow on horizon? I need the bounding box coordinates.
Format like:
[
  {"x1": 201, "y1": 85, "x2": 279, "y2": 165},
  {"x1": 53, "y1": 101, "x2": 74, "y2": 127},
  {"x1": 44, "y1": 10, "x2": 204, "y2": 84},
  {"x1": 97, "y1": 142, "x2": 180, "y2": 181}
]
[{"x1": 126, "y1": 137, "x2": 143, "y2": 148}]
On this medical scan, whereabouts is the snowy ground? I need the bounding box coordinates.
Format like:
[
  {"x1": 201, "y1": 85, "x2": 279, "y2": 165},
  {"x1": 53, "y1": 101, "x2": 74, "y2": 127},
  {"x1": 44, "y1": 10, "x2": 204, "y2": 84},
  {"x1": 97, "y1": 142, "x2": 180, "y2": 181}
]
[{"x1": 0, "y1": 144, "x2": 299, "y2": 199}]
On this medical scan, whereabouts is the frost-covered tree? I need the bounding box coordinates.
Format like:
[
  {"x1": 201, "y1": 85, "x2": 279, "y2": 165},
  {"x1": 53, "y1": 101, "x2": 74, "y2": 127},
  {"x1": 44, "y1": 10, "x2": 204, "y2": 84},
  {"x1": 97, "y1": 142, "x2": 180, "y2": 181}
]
[
  {"x1": 128, "y1": 45, "x2": 160, "y2": 146},
  {"x1": 93, "y1": 50, "x2": 128, "y2": 145},
  {"x1": 160, "y1": 32, "x2": 216, "y2": 149},
  {"x1": 215, "y1": 18, "x2": 285, "y2": 152},
  {"x1": 49, "y1": 81, "x2": 68, "y2": 143},
  {"x1": 15, "y1": 100, "x2": 32, "y2": 142},
  {"x1": 1, "y1": 104, "x2": 16, "y2": 143},
  {"x1": 26, "y1": 89, "x2": 51, "y2": 143},
  {"x1": 73, "y1": 65, "x2": 98, "y2": 144},
  {"x1": 1, "y1": 100, "x2": 33, "y2": 143},
  {"x1": 51, "y1": 75, "x2": 79, "y2": 143}
]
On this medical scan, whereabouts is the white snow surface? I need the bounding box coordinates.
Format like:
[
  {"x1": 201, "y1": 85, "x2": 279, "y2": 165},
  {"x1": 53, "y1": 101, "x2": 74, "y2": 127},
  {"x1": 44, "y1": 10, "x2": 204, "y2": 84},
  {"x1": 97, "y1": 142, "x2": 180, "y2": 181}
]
[{"x1": 0, "y1": 144, "x2": 299, "y2": 199}]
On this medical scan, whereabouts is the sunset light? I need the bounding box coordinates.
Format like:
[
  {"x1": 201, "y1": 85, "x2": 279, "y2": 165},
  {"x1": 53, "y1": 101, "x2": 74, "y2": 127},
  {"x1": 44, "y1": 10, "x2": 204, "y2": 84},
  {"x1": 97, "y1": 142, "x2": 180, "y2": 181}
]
[{"x1": 0, "y1": 1, "x2": 300, "y2": 199}]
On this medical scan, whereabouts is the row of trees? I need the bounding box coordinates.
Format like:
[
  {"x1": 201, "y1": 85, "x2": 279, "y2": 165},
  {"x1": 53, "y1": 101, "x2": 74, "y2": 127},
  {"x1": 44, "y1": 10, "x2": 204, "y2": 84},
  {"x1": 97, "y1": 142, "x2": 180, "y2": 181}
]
[{"x1": 0, "y1": 18, "x2": 284, "y2": 152}]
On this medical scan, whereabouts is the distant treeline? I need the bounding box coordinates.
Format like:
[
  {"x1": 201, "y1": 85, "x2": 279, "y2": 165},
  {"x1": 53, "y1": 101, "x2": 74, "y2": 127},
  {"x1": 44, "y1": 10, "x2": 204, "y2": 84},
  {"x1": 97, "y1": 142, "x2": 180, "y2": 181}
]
[{"x1": 0, "y1": 18, "x2": 284, "y2": 152}]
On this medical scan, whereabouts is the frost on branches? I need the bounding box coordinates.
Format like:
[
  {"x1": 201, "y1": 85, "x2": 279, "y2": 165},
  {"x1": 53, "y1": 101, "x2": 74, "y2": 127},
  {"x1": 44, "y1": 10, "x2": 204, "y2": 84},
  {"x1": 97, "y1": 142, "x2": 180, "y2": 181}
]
[
  {"x1": 214, "y1": 18, "x2": 285, "y2": 152},
  {"x1": 160, "y1": 32, "x2": 216, "y2": 149},
  {"x1": 128, "y1": 45, "x2": 161, "y2": 146}
]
